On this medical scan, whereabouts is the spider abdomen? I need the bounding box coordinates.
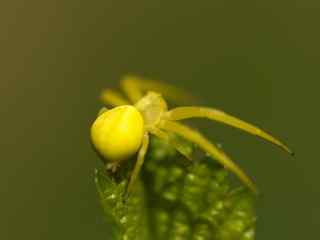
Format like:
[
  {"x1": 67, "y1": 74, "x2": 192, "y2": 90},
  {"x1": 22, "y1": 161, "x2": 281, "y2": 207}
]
[{"x1": 91, "y1": 105, "x2": 144, "y2": 162}]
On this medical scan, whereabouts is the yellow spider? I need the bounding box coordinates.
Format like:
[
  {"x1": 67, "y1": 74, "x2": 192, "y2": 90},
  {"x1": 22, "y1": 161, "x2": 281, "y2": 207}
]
[{"x1": 90, "y1": 75, "x2": 292, "y2": 194}]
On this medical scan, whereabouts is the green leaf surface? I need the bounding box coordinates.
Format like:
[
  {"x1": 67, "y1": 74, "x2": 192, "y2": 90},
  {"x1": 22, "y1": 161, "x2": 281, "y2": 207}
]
[{"x1": 95, "y1": 136, "x2": 256, "y2": 240}]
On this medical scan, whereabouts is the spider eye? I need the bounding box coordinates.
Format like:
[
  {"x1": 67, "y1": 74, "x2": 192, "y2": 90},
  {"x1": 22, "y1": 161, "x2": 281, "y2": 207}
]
[{"x1": 91, "y1": 105, "x2": 144, "y2": 162}]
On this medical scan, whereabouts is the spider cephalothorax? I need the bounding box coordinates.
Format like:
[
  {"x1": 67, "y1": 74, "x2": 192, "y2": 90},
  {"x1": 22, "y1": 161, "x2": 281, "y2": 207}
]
[
  {"x1": 135, "y1": 91, "x2": 168, "y2": 128},
  {"x1": 91, "y1": 75, "x2": 292, "y2": 194}
]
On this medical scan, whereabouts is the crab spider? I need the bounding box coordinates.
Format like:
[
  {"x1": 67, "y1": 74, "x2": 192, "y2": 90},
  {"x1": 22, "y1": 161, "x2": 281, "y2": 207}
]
[{"x1": 91, "y1": 75, "x2": 292, "y2": 194}]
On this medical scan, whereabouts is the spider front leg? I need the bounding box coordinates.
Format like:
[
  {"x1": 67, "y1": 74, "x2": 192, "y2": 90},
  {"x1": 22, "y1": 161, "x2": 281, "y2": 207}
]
[
  {"x1": 121, "y1": 75, "x2": 197, "y2": 104},
  {"x1": 164, "y1": 106, "x2": 293, "y2": 154},
  {"x1": 149, "y1": 127, "x2": 192, "y2": 161},
  {"x1": 159, "y1": 120, "x2": 257, "y2": 193},
  {"x1": 127, "y1": 132, "x2": 150, "y2": 194},
  {"x1": 100, "y1": 88, "x2": 130, "y2": 106},
  {"x1": 120, "y1": 76, "x2": 144, "y2": 104}
]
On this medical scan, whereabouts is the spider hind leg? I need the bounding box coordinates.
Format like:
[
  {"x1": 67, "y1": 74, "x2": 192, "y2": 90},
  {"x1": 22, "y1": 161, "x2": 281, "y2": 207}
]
[
  {"x1": 165, "y1": 106, "x2": 293, "y2": 155},
  {"x1": 159, "y1": 120, "x2": 257, "y2": 193}
]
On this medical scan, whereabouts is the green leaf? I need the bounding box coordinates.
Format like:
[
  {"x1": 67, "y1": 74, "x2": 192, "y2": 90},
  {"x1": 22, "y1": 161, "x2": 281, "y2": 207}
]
[{"x1": 95, "y1": 136, "x2": 256, "y2": 240}]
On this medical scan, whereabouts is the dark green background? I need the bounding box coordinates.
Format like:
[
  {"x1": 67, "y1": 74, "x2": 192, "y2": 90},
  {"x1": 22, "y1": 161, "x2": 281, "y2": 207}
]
[{"x1": 1, "y1": 1, "x2": 319, "y2": 239}]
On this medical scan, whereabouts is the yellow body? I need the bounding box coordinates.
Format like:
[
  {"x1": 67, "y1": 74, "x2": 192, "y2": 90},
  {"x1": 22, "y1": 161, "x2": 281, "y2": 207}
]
[{"x1": 91, "y1": 105, "x2": 144, "y2": 162}]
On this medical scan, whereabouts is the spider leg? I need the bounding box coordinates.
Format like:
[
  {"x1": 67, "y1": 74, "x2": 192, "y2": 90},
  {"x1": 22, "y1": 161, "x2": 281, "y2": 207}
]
[
  {"x1": 149, "y1": 127, "x2": 192, "y2": 161},
  {"x1": 159, "y1": 120, "x2": 257, "y2": 193},
  {"x1": 121, "y1": 75, "x2": 197, "y2": 104},
  {"x1": 100, "y1": 88, "x2": 130, "y2": 106},
  {"x1": 127, "y1": 132, "x2": 150, "y2": 194},
  {"x1": 164, "y1": 106, "x2": 293, "y2": 155},
  {"x1": 120, "y1": 76, "x2": 144, "y2": 104}
]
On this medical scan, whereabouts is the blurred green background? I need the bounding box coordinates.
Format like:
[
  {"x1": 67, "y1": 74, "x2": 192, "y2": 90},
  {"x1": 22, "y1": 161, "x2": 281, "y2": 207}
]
[{"x1": 1, "y1": 1, "x2": 319, "y2": 239}]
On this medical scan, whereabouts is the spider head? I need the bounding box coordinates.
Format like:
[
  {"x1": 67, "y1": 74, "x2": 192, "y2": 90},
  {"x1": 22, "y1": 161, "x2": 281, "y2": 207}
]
[{"x1": 135, "y1": 91, "x2": 168, "y2": 129}]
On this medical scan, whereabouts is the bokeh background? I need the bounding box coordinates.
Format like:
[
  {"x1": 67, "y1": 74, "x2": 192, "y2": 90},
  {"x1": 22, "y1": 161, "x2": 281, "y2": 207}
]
[{"x1": 1, "y1": 1, "x2": 319, "y2": 239}]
